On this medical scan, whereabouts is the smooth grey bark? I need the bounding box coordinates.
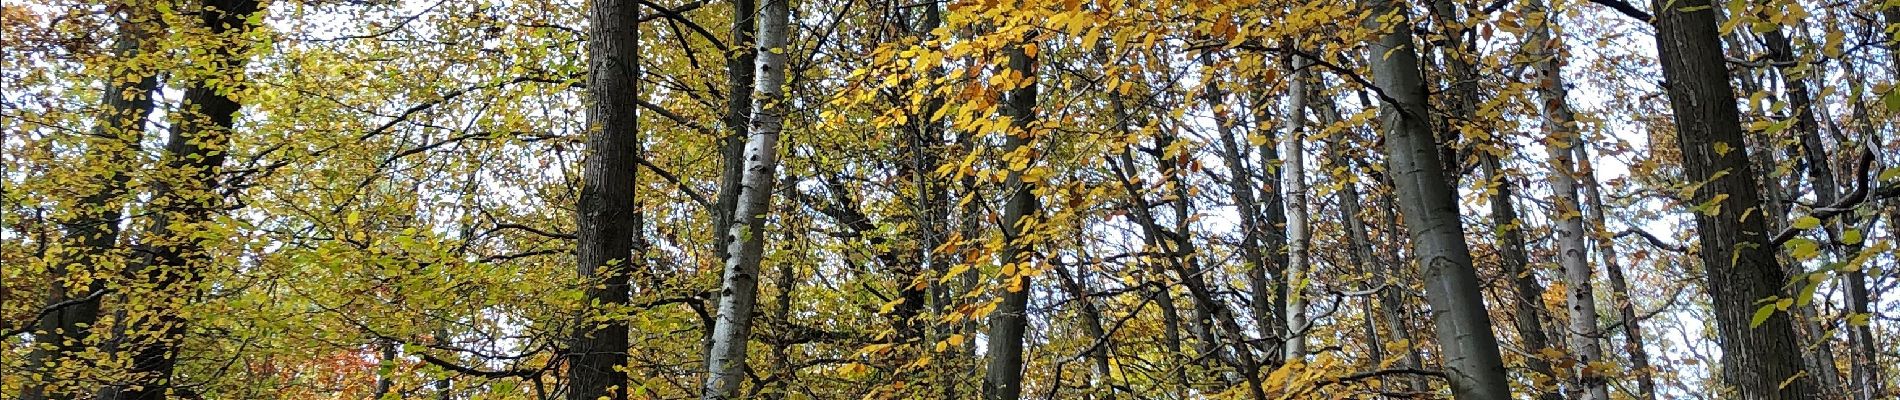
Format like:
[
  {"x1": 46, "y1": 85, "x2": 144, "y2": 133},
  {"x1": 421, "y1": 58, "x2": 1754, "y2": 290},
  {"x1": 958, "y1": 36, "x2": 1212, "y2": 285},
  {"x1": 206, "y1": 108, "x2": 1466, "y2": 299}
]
[
  {"x1": 980, "y1": 39, "x2": 1040, "y2": 400},
  {"x1": 1362, "y1": 0, "x2": 1513, "y2": 398},
  {"x1": 22, "y1": 13, "x2": 156, "y2": 400},
  {"x1": 702, "y1": 0, "x2": 789, "y2": 396},
  {"x1": 97, "y1": 2, "x2": 262, "y2": 400},
  {"x1": 1575, "y1": 144, "x2": 1657, "y2": 400},
  {"x1": 569, "y1": 0, "x2": 641, "y2": 398},
  {"x1": 1649, "y1": 1, "x2": 1817, "y2": 397},
  {"x1": 1278, "y1": 56, "x2": 1311, "y2": 362},
  {"x1": 1523, "y1": 4, "x2": 1610, "y2": 398}
]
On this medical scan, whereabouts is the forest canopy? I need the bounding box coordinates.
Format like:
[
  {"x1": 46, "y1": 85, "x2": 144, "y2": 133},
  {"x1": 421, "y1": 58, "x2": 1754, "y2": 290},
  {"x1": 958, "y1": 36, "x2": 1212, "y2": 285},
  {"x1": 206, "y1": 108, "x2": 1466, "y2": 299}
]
[{"x1": 3, "y1": 0, "x2": 1898, "y2": 399}]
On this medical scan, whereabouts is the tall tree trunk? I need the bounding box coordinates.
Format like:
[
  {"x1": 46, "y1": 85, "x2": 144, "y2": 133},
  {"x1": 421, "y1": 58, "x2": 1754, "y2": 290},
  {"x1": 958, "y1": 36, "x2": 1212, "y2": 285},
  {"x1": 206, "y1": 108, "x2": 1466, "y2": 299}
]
[
  {"x1": 1278, "y1": 56, "x2": 1311, "y2": 362},
  {"x1": 1247, "y1": 86, "x2": 1291, "y2": 345},
  {"x1": 1525, "y1": 3, "x2": 1610, "y2": 398},
  {"x1": 1478, "y1": 153, "x2": 1565, "y2": 400},
  {"x1": 22, "y1": 10, "x2": 156, "y2": 400},
  {"x1": 1383, "y1": 174, "x2": 1428, "y2": 394},
  {"x1": 1649, "y1": 1, "x2": 1817, "y2": 397},
  {"x1": 980, "y1": 38, "x2": 1041, "y2": 400},
  {"x1": 1317, "y1": 91, "x2": 1424, "y2": 392},
  {"x1": 1205, "y1": 54, "x2": 1274, "y2": 353},
  {"x1": 97, "y1": 2, "x2": 262, "y2": 400},
  {"x1": 1575, "y1": 144, "x2": 1657, "y2": 400},
  {"x1": 1055, "y1": 262, "x2": 1117, "y2": 400},
  {"x1": 1765, "y1": 22, "x2": 1878, "y2": 400},
  {"x1": 1362, "y1": 0, "x2": 1513, "y2": 398},
  {"x1": 713, "y1": 0, "x2": 757, "y2": 265},
  {"x1": 569, "y1": 0, "x2": 641, "y2": 398},
  {"x1": 702, "y1": 0, "x2": 789, "y2": 396}
]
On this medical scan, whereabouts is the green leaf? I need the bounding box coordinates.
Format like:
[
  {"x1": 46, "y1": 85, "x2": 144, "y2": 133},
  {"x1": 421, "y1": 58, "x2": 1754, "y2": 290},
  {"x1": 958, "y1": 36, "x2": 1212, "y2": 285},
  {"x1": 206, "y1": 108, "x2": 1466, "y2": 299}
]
[
  {"x1": 1750, "y1": 304, "x2": 1776, "y2": 328},
  {"x1": 1792, "y1": 216, "x2": 1820, "y2": 230}
]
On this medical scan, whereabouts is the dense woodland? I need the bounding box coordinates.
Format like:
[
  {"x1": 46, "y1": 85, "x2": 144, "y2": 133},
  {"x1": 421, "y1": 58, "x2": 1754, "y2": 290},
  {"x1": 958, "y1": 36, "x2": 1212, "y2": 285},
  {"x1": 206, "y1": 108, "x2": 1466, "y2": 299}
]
[{"x1": 3, "y1": 0, "x2": 1898, "y2": 399}]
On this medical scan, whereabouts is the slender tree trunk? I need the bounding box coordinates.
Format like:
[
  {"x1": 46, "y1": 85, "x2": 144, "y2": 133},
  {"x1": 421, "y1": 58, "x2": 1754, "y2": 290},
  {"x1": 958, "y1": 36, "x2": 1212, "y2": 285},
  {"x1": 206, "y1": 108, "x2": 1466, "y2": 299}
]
[
  {"x1": 1765, "y1": 22, "x2": 1879, "y2": 400},
  {"x1": 97, "y1": 2, "x2": 262, "y2": 400},
  {"x1": 1478, "y1": 151, "x2": 1566, "y2": 400},
  {"x1": 1205, "y1": 55, "x2": 1273, "y2": 353},
  {"x1": 23, "y1": 11, "x2": 156, "y2": 400},
  {"x1": 714, "y1": 0, "x2": 757, "y2": 264},
  {"x1": 702, "y1": 0, "x2": 789, "y2": 396},
  {"x1": 1376, "y1": 172, "x2": 1427, "y2": 393},
  {"x1": 1278, "y1": 56, "x2": 1311, "y2": 362},
  {"x1": 1316, "y1": 91, "x2": 1415, "y2": 388},
  {"x1": 1362, "y1": 0, "x2": 1513, "y2": 398},
  {"x1": 1525, "y1": 4, "x2": 1610, "y2": 398},
  {"x1": 1575, "y1": 144, "x2": 1657, "y2": 400},
  {"x1": 1649, "y1": 1, "x2": 1817, "y2": 397},
  {"x1": 1248, "y1": 86, "x2": 1291, "y2": 345},
  {"x1": 569, "y1": 0, "x2": 641, "y2": 398},
  {"x1": 1055, "y1": 263, "x2": 1117, "y2": 400},
  {"x1": 979, "y1": 36, "x2": 1040, "y2": 400}
]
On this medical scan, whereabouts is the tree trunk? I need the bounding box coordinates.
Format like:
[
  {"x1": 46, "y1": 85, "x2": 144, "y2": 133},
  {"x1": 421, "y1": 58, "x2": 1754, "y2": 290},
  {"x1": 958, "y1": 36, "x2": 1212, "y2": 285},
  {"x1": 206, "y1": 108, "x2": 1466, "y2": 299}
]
[
  {"x1": 1525, "y1": 4, "x2": 1610, "y2": 398},
  {"x1": 22, "y1": 11, "x2": 156, "y2": 400},
  {"x1": 1362, "y1": 0, "x2": 1513, "y2": 398},
  {"x1": 714, "y1": 0, "x2": 757, "y2": 265},
  {"x1": 1278, "y1": 55, "x2": 1311, "y2": 362},
  {"x1": 980, "y1": 38, "x2": 1040, "y2": 400},
  {"x1": 1765, "y1": 22, "x2": 1878, "y2": 400},
  {"x1": 1248, "y1": 86, "x2": 1291, "y2": 345},
  {"x1": 569, "y1": 0, "x2": 641, "y2": 398},
  {"x1": 1318, "y1": 91, "x2": 1424, "y2": 392},
  {"x1": 97, "y1": 2, "x2": 262, "y2": 400},
  {"x1": 702, "y1": 0, "x2": 789, "y2": 396},
  {"x1": 1649, "y1": 1, "x2": 1817, "y2": 397},
  {"x1": 1575, "y1": 144, "x2": 1657, "y2": 400},
  {"x1": 1055, "y1": 262, "x2": 1117, "y2": 400}
]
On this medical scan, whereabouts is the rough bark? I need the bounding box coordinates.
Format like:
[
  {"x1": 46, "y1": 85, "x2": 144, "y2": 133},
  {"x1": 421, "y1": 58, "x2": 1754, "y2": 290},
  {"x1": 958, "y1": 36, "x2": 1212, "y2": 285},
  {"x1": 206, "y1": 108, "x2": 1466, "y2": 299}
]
[
  {"x1": 22, "y1": 12, "x2": 156, "y2": 400},
  {"x1": 1649, "y1": 1, "x2": 1817, "y2": 397},
  {"x1": 702, "y1": 0, "x2": 789, "y2": 396},
  {"x1": 1765, "y1": 22, "x2": 1878, "y2": 400},
  {"x1": 979, "y1": 38, "x2": 1040, "y2": 400},
  {"x1": 1362, "y1": 0, "x2": 1513, "y2": 398},
  {"x1": 569, "y1": 0, "x2": 641, "y2": 398},
  {"x1": 96, "y1": 2, "x2": 262, "y2": 400}
]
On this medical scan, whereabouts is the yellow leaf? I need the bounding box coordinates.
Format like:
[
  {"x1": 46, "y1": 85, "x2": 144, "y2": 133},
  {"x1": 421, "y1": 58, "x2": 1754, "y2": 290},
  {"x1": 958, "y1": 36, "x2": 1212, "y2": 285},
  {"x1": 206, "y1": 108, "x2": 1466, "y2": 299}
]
[{"x1": 1792, "y1": 216, "x2": 1820, "y2": 230}]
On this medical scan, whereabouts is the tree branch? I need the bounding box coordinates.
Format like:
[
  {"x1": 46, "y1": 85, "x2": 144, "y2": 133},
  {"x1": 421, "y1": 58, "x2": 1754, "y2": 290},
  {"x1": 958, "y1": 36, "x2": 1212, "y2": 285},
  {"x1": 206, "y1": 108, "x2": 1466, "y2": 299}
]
[{"x1": 1587, "y1": 0, "x2": 1652, "y2": 23}]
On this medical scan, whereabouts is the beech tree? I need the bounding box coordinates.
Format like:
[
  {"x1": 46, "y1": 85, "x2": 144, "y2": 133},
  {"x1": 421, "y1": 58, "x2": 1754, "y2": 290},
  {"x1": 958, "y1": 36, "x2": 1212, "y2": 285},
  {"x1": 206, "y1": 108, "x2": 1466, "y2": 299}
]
[{"x1": 0, "y1": 0, "x2": 1894, "y2": 400}]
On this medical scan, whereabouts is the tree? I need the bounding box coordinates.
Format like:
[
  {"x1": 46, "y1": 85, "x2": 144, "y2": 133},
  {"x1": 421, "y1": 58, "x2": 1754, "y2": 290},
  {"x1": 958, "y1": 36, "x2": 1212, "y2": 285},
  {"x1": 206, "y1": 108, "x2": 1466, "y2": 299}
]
[
  {"x1": 703, "y1": 0, "x2": 791, "y2": 397},
  {"x1": 95, "y1": 1, "x2": 263, "y2": 399},
  {"x1": 1648, "y1": 0, "x2": 1816, "y2": 397},
  {"x1": 980, "y1": 33, "x2": 1041, "y2": 400},
  {"x1": 568, "y1": 0, "x2": 642, "y2": 398},
  {"x1": 1361, "y1": 0, "x2": 1513, "y2": 397}
]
